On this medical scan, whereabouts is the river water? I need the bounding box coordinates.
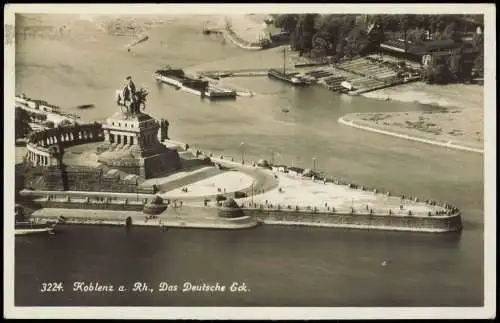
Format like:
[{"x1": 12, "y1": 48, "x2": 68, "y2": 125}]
[{"x1": 14, "y1": 15, "x2": 484, "y2": 307}]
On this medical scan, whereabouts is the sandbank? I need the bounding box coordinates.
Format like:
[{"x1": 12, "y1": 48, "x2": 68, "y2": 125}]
[{"x1": 343, "y1": 82, "x2": 484, "y2": 153}]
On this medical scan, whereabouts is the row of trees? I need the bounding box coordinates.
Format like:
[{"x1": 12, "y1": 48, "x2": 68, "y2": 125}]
[
  {"x1": 273, "y1": 14, "x2": 381, "y2": 59},
  {"x1": 273, "y1": 14, "x2": 482, "y2": 57}
]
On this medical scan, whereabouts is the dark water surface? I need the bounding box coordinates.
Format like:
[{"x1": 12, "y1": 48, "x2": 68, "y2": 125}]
[{"x1": 15, "y1": 16, "x2": 484, "y2": 306}]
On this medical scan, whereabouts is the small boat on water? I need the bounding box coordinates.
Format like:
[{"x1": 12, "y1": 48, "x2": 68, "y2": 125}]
[
  {"x1": 15, "y1": 221, "x2": 56, "y2": 236},
  {"x1": 14, "y1": 204, "x2": 63, "y2": 236}
]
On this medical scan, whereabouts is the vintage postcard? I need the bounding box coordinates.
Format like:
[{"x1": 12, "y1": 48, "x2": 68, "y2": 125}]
[{"x1": 4, "y1": 3, "x2": 496, "y2": 320}]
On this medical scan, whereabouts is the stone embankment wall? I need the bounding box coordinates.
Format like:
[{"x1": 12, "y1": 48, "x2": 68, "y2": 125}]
[
  {"x1": 142, "y1": 150, "x2": 183, "y2": 179},
  {"x1": 24, "y1": 165, "x2": 67, "y2": 191},
  {"x1": 36, "y1": 200, "x2": 146, "y2": 212},
  {"x1": 241, "y1": 208, "x2": 462, "y2": 233},
  {"x1": 21, "y1": 190, "x2": 161, "y2": 212},
  {"x1": 24, "y1": 164, "x2": 155, "y2": 193}
]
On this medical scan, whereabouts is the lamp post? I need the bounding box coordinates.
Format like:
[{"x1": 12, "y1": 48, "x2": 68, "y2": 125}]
[
  {"x1": 312, "y1": 157, "x2": 317, "y2": 171},
  {"x1": 251, "y1": 180, "x2": 254, "y2": 206},
  {"x1": 240, "y1": 142, "x2": 245, "y2": 164},
  {"x1": 136, "y1": 179, "x2": 139, "y2": 203}
]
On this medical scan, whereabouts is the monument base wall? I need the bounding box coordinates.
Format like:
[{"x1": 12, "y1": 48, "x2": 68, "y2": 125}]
[
  {"x1": 141, "y1": 149, "x2": 182, "y2": 179},
  {"x1": 23, "y1": 163, "x2": 154, "y2": 193}
]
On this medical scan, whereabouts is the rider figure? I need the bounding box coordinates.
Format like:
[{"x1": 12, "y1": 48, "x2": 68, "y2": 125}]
[{"x1": 121, "y1": 76, "x2": 137, "y2": 113}]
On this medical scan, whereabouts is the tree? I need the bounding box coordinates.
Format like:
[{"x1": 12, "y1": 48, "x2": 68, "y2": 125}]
[
  {"x1": 398, "y1": 15, "x2": 413, "y2": 53},
  {"x1": 273, "y1": 14, "x2": 299, "y2": 33},
  {"x1": 406, "y1": 29, "x2": 426, "y2": 45},
  {"x1": 335, "y1": 38, "x2": 346, "y2": 61},
  {"x1": 311, "y1": 31, "x2": 332, "y2": 58},
  {"x1": 434, "y1": 56, "x2": 453, "y2": 84},
  {"x1": 448, "y1": 52, "x2": 462, "y2": 82},
  {"x1": 472, "y1": 32, "x2": 484, "y2": 78},
  {"x1": 313, "y1": 14, "x2": 342, "y2": 52},
  {"x1": 294, "y1": 14, "x2": 318, "y2": 53},
  {"x1": 290, "y1": 30, "x2": 299, "y2": 51},
  {"x1": 15, "y1": 108, "x2": 32, "y2": 139},
  {"x1": 443, "y1": 22, "x2": 461, "y2": 42},
  {"x1": 343, "y1": 27, "x2": 371, "y2": 58}
]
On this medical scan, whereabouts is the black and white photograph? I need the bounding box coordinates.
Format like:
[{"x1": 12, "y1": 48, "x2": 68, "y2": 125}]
[{"x1": 4, "y1": 3, "x2": 495, "y2": 320}]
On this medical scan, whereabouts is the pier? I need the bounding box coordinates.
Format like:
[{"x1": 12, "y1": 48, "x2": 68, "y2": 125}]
[{"x1": 197, "y1": 68, "x2": 269, "y2": 78}]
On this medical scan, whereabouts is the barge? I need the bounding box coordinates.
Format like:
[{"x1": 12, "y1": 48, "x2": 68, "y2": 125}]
[
  {"x1": 267, "y1": 48, "x2": 311, "y2": 86},
  {"x1": 267, "y1": 69, "x2": 311, "y2": 86},
  {"x1": 154, "y1": 68, "x2": 236, "y2": 100}
]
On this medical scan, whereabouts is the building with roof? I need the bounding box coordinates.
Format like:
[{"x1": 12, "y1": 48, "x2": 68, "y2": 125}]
[{"x1": 377, "y1": 38, "x2": 479, "y2": 66}]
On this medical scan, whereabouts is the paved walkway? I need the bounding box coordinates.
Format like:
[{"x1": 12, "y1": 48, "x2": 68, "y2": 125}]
[
  {"x1": 158, "y1": 158, "x2": 279, "y2": 203},
  {"x1": 154, "y1": 167, "x2": 222, "y2": 193},
  {"x1": 237, "y1": 171, "x2": 447, "y2": 217},
  {"x1": 160, "y1": 171, "x2": 254, "y2": 198}
]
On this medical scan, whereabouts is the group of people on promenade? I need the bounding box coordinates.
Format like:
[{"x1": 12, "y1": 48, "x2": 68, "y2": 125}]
[{"x1": 171, "y1": 148, "x2": 461, "y2": 217}]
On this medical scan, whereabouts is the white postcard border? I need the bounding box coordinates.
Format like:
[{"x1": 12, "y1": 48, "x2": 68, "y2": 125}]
[{"x1": 3, "y1": 3, "x2": 496, "y2": 320}]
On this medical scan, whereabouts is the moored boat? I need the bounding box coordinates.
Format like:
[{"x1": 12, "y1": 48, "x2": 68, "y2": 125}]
[
  {"x1": 267, "y1": 48, "x2": 311, "y2": 86},
  {"x1": 14, "y1": 204, "x2": 62, "y2": 236},
  {"x1": 267, "y1": 69, "x2": 311, "y2": 86},
  {"x1": 155, "y1": 67, "x2": 237, "y2": 100},
  {"x1": 15, "y1": 221, "x2": 56, "y2": 236}
]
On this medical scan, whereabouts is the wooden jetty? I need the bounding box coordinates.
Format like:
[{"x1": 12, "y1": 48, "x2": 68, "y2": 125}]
[{"x1": 197, "y1": 68, "x2": 270, "y2": 78}]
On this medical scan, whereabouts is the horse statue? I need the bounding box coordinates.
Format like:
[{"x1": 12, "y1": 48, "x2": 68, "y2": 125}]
[{"x1": 115, "y1": 86, "x2": 149, "y2": 114}]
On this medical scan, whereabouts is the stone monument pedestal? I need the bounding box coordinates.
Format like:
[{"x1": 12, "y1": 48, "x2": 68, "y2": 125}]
[{"x1": 96, "y1": 111, "x2": 180, "y2": 179}]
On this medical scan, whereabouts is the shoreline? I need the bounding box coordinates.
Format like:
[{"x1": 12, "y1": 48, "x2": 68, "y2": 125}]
[
  {"x1": 361, "y1": 82, "x2": 483, "y2": 110},
  {"x1": 261, "y1": 220, "x2": 460, "y2": 233},
  {"x1": 338, "y1": 116, "x2": 483, "y2": 154},
  {"x1": 222, "y1": 29, "x2": 262, "y2": 51},
  {"x1": 29, "y1": 205, "x2": 461, "y2": 232}
]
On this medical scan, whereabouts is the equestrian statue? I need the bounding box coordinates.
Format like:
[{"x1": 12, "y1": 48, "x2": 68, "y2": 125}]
[{"x1": 115, "y1": 76, "x2": 149, "y2": 115}]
